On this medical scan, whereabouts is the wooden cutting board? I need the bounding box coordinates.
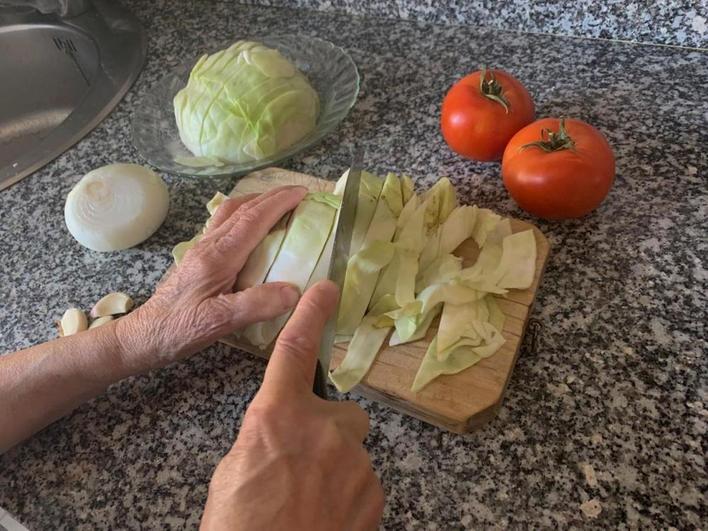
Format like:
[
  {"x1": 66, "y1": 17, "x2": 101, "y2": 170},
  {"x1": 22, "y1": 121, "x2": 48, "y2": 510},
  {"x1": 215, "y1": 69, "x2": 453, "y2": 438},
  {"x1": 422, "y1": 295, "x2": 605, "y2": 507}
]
[{"x1": 215, "y1": 167, "x2": 549, "y2": 433}]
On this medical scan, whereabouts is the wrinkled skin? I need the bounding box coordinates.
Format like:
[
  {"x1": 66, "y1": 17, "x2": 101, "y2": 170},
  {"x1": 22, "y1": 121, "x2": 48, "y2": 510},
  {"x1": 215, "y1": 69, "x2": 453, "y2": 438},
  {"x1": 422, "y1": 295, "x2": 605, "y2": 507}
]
[
  {"x1": 1, "y1": 185, "x2": 385, "y2": 531},
  {"x1": 117, "y1": 186, "x2": 384, "y2": 529},
  {"x1": 116, "y1": 186, "x2": 307, "y2": 373}
]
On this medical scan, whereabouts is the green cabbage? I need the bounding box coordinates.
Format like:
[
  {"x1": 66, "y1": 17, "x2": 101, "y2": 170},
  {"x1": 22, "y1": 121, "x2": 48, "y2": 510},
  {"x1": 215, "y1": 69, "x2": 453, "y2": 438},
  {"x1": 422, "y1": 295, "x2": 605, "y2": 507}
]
[
  {"x1": 235, "y1": 214, "x2": 290, "y2": 291},
  {"x1": 172, "y1": 172, "x2": 536, "y2": 395},
  {"x1": 336, "y1": 241, "x2": 396, "y2": 336},
  {"x1": 388, "y1": 305, "x2": 440, "y2": 346},
  {"x1": 330, "y1": 295, "x2": 398, "y2": 393},
  {"x1": 438, "y1": 205, "x2": 478, "y2": 256},
  {"x1": 415, "y1": 253, "x2": 462, "y2": 293},
  {"x1": 349, "y1": 171, "x2": 385, "y2": 255},
  {"x1": 401, "y1": 175, "x2": 415, "y2": 204},
  {"x1": 496, "y1": 230, "x2": 537, "y2": 289},
  {"x1": 174, "y1": 41, "x2": 320, "y2": 164},
  {"x1": 336, "y1": 173, "x2": 401, "y2": 336},
  {"x1": 411, "y1": 330, "x2": 505, "y2": 393},
  {"x1": 243, "y1": 192, "x2": 338, "y2": 348}
]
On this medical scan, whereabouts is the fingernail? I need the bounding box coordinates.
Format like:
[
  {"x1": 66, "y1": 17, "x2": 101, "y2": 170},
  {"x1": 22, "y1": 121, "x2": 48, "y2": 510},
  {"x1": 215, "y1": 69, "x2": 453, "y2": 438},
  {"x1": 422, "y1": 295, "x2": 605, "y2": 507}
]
[{"x1": 281, "y1": 286, "x2": 300, "y2": 307}]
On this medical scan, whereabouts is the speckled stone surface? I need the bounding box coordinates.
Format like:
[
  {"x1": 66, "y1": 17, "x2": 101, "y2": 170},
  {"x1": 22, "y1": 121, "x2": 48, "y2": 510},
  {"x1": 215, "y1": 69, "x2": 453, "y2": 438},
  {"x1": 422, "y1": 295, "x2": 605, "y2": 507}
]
[
  {"x1": 240, "y1": 0, "x2": 708, "y2": 48},
  {"x1": 1, "y1": 2, "x2": 707, "y2": 529}
]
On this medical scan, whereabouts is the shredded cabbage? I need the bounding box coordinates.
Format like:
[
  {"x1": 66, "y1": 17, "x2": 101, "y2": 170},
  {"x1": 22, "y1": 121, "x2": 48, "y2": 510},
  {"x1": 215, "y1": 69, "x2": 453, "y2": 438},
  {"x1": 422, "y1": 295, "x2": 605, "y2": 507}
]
[
  {"x1": 336, "y1": 173, "x2": 401, "y2": 335},
  {"x1": 172, "y1": 172, "x2": 537, "y2": 395},
  {"x1": 351, "y1": 174, "x2": 385, "y2": 254},
  {"x1": 389, "y1": 304, "x2": 440, "y2": 346},
  {"x1": 415, "y1": 253, "x2": 463, "y2": 293},
  {"x1": 496, "y1": 230, "x2": 537, "y2": 289},
  {"x1": 336, "y1": 241, "x2": 396, "y2": 336},
  {"x1": 411, "y1": 330, "x2": 505, "y2": 393},
  {"x1": 330, "y1": 296, "x2": 397, "y2": 392},
  {"x1": 401, "y1": 175, "x2": 415, "y2": 205},
  {"x1": 438, "y1": 205, "x2": 478, "y2": 256}
]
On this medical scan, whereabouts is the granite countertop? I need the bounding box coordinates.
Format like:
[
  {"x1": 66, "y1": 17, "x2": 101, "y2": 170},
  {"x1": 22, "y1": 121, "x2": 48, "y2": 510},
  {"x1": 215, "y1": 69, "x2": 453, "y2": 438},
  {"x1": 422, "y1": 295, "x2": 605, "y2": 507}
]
[{"x1": 1, "y1": 2, "x2": 706, "y2": 529}]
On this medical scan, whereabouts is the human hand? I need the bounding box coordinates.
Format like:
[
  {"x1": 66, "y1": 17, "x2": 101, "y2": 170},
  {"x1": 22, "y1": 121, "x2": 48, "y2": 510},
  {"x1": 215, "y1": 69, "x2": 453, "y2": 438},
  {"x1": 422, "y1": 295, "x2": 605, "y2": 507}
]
[
  {"x1": 115, "y1": 186, "x2": 308, "y2": 373},
  {"x1": 201, "y1": 280, "x2": 385, "y2": 531}
]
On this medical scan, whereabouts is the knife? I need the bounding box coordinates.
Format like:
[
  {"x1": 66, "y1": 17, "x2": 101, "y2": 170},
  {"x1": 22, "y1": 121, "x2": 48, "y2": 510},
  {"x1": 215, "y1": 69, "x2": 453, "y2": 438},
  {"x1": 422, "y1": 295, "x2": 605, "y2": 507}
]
[{"x1": 313, "y1": 149, "x2": 363, "y2": 399}]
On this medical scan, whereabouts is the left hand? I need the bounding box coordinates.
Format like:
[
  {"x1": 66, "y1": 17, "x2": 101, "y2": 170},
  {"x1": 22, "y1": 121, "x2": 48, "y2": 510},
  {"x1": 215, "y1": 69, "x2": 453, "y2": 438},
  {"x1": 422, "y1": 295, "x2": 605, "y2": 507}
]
[{"x1": 115, "y1": 185, "x2": 308, "y2": 373}]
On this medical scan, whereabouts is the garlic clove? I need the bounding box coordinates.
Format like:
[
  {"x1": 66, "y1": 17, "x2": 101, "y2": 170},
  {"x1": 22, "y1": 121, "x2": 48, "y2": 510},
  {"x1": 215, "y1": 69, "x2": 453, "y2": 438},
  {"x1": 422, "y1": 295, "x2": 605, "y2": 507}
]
[
  {"x1": 88, "y1": 315, "x2": 114, "y2": 329},
  {"x1": 91, "y1": 292, "x2": 134, "y2": 318},
  {"x1": 58, "y1": 308, "x2": 88, "y2": 337}
]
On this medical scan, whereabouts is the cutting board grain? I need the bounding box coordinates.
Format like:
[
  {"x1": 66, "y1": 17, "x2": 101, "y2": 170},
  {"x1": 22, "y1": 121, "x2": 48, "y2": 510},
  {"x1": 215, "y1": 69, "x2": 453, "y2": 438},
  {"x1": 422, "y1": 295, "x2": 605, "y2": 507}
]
[{"x1": 215, "y1": 167, "x2": 549, "y2": 433}]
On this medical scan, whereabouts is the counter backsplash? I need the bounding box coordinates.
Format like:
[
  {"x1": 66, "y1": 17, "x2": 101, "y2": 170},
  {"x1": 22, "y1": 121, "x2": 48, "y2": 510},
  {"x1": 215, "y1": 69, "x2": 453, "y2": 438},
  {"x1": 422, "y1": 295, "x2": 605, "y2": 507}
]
[{"x1": 239, "y1": 0, "x2": 707, "y2": 48}]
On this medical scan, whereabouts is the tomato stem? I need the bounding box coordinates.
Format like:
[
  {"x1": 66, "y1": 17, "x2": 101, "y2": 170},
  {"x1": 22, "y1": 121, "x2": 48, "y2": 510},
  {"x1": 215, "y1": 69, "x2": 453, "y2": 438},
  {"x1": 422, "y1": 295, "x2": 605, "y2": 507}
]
[
  {"x1": 520, "y1": 118, "x2": 576, "y2": 153},
  {"x1": 479, "y1": 66, "x2": 510, "y2": 114}
]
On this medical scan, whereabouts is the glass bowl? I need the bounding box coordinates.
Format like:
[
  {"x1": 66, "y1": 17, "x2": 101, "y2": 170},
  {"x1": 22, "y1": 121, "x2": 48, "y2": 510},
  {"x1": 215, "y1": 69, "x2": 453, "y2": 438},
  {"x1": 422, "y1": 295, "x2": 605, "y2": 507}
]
[{"x1": 131, "y1": 34, "x2": 359, "y2": 177}]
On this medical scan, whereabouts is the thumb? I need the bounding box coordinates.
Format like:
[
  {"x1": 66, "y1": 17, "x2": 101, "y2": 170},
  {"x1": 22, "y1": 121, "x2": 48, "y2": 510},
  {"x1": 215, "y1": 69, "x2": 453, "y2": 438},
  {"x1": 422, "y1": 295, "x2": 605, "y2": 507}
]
[
  {"x1": 262, "y1": 280, "x2": 339, "y2": 396},
  {"x1": 205, "y1": 282, "x2": 301, "y2": 334}
]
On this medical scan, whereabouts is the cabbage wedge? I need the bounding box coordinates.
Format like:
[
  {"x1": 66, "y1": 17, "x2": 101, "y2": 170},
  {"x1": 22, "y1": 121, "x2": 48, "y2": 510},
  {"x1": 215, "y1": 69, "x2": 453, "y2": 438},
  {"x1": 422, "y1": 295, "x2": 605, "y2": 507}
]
[
  {"x1": 236, "y1": 214, "x2": 290, "y2": 291},
  {"x1": 243, "y1": 192, "x2": 339, "y2": 348}
]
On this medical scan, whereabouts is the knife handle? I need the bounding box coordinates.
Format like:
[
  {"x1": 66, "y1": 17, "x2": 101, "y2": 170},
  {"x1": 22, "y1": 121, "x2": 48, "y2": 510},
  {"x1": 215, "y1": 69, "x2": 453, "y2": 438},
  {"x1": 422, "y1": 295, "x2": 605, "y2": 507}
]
[{"x1": 313, "y1": 361, "x2": 329, "y2": 399}]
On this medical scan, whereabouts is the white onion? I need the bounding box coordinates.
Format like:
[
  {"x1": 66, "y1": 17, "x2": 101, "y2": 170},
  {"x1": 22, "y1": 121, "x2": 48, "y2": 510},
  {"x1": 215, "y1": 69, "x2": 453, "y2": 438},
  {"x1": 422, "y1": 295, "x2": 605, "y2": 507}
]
[{"x1": 65, "y1": 164, "x2": 169, "y2": 252}]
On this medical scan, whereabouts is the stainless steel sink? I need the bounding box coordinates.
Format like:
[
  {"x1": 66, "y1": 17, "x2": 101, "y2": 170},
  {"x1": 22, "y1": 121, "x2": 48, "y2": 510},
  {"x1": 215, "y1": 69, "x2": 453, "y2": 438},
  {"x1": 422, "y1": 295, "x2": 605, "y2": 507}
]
[{"x1": 0, "y1": 0, "x2": 145, "y2": 190}]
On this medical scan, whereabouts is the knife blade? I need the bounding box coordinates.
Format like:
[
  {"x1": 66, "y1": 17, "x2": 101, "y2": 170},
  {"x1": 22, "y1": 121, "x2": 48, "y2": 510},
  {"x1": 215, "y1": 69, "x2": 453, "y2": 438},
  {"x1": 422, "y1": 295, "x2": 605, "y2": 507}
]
[{"x1": 313, "y1": 149, "x2": 364, "y2": 399}]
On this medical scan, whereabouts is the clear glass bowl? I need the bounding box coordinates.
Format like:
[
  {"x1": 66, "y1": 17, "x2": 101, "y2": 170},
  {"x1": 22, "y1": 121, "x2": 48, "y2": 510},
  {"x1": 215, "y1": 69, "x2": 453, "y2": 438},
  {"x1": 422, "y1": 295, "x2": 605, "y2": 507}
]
[{"x1": 131, "y1": 35, "x2": 359, "y2": 177}]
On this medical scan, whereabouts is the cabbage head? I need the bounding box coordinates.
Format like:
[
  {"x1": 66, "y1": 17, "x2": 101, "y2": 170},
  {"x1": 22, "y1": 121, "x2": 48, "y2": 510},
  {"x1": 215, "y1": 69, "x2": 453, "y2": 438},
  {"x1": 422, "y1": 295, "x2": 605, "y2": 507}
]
[{"x1": 174, "y1": 41, "x2": 320, "y2": 164}]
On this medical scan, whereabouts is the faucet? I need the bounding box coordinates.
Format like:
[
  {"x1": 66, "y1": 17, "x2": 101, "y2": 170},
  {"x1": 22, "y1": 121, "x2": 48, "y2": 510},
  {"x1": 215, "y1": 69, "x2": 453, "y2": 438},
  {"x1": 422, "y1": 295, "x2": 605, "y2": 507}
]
[{"x1": 0, "y1": 0, "x2": 90, "y2": 17}]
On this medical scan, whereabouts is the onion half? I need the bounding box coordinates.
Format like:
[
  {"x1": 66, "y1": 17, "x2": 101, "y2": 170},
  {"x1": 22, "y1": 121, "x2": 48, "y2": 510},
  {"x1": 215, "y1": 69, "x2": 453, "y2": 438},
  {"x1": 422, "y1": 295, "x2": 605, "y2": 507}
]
[{"x1": 65, "y1": 164, "x2": 169, "y2": 252}]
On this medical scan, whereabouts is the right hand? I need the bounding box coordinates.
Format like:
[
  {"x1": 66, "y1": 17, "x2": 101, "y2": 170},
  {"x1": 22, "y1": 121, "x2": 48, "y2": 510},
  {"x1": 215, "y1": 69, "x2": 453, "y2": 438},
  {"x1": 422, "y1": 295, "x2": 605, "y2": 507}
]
[{"x1": 201, "y1": 281, "x2": 385, "y2": 531}]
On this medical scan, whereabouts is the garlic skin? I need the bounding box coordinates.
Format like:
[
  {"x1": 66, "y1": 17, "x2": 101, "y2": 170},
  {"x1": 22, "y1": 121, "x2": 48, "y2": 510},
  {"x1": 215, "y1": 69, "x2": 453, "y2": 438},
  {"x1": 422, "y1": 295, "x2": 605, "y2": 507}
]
[
  {"x1": 64, "y1": 164, "x2": 170, "y2": 252},
  {"x1": 91, "y1": 292, "x2": 134, "y2": 318},
  {"x1": 88, "y1": 315, "x2": 114, "y2": 329},
  {"x1": 58, "y1": 308, "x2": 88, "y2": 337}
]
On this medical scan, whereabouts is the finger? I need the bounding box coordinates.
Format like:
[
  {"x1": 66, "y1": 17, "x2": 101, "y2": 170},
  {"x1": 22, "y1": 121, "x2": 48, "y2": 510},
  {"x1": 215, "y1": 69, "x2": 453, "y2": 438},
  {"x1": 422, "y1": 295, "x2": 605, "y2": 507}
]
[
  {"x1": 212, "y1": 186, "x2": 308, "y2": 271},
  {"x1": 263, "y1": 280, "x2": 339, "y2": 395},
  {"x1": 323, "y1": 400, "x2": 370, "y2": 443},
  {"x1": 203, "y1": 282, "x2": 301, "y2": 334},
  {"x1": 212, "y1": 185, "x2": 306, "y2": 240},
  {"x1": 204, "y1": 186, "x2": 303, "y2": 243},
  {"x1": 204, "y1": 193, "x2": 259, "y2": 234}
]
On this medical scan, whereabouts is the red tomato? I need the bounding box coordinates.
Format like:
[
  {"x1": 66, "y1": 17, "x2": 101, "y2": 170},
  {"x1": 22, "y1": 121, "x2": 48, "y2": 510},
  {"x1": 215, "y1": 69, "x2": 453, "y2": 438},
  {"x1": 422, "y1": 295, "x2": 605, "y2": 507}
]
[
  {"x1": 502, "y1": 118, "x2": 615, "y2": 219},
  {"x1": 440, "y1": 68, "x2": 535, "y2": 161}
]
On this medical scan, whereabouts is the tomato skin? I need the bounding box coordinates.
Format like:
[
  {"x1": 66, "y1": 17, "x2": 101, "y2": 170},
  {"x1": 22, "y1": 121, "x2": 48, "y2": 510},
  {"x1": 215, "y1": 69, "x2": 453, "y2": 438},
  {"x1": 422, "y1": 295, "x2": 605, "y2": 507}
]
[
  {"x1": 501, "y1": 118, "x2": 615, "y2": 219},
  {"x1": 440, "y1": 70, "x2": 535, "y2": 162}
]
